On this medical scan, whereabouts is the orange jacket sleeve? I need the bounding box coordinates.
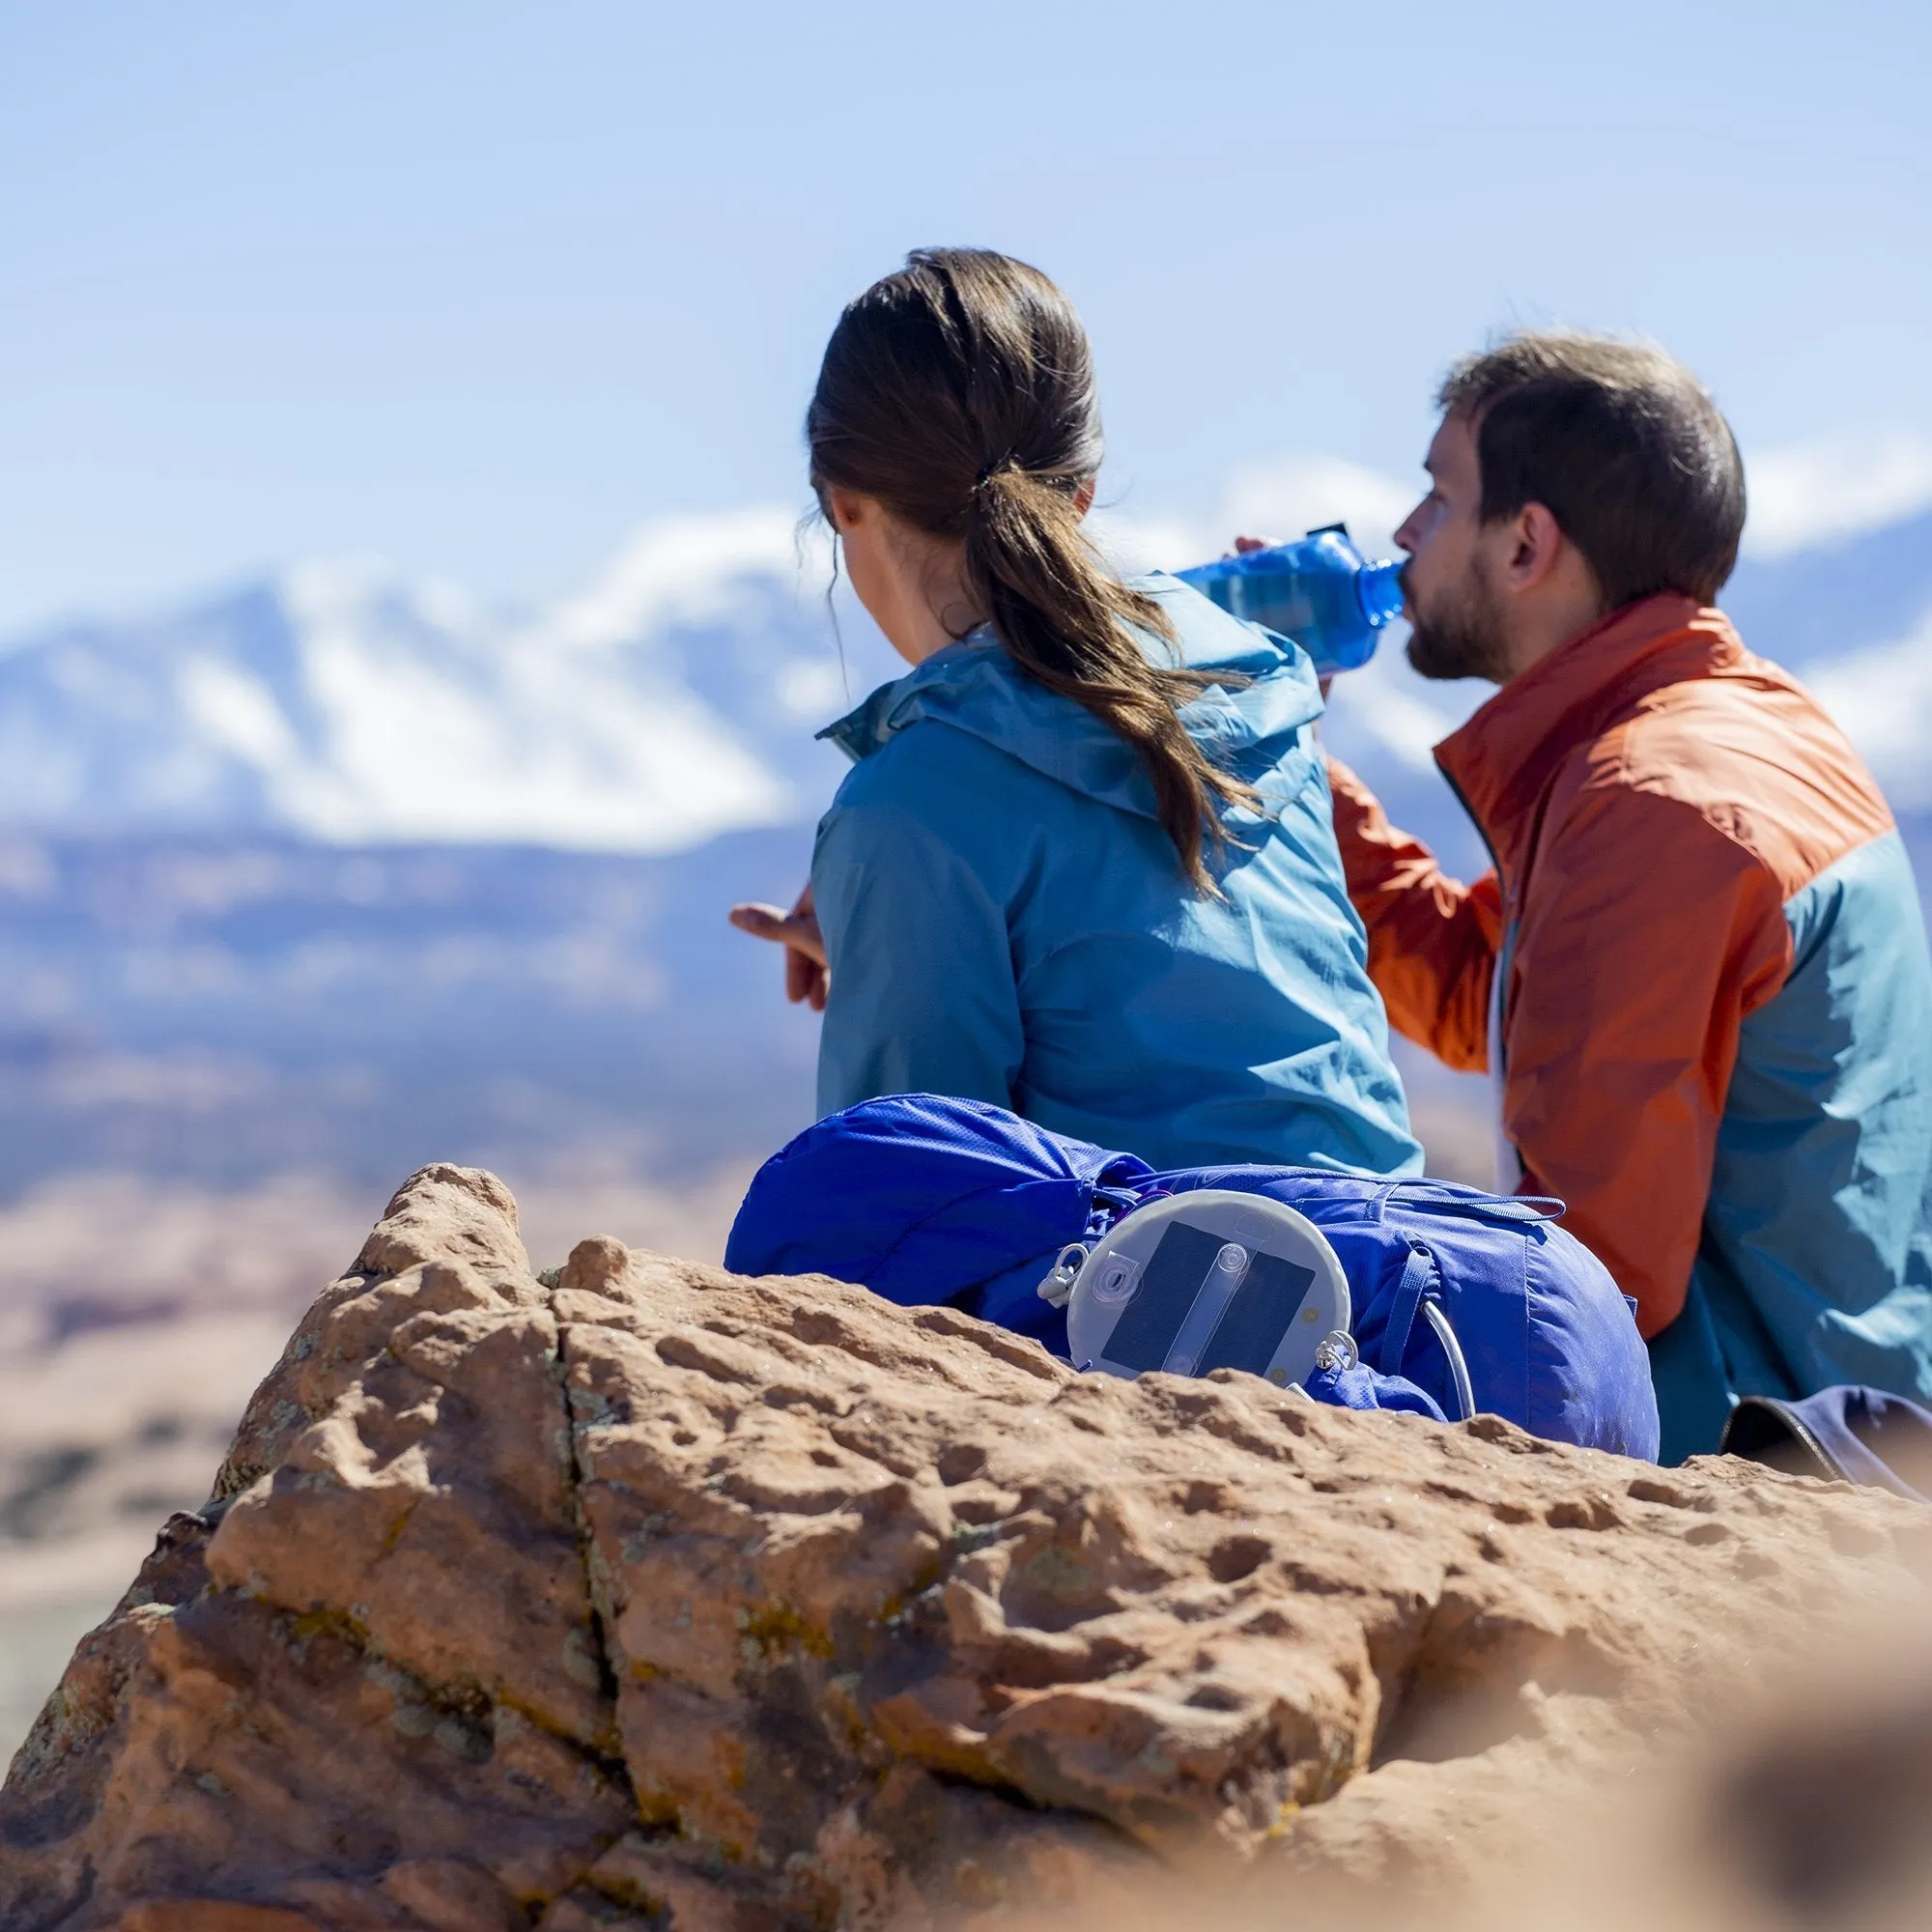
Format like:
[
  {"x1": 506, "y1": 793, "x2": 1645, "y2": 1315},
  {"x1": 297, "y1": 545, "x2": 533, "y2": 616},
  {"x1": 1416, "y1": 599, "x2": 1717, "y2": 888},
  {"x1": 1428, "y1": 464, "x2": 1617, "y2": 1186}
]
[
  {"x1": 1326, "y1": 755, "x2": 1499, "y2": 1073},
  {"x1": 1502, "y1": 784, "x2": 1790, "y2": 1336}
]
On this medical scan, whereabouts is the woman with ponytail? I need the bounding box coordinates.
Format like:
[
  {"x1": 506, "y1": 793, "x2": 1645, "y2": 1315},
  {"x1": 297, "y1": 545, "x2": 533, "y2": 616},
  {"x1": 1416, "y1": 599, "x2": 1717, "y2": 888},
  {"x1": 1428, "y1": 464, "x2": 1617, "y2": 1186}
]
[{"x1": 732, "y1": 248, "x2": 1420, "y2": 1178}]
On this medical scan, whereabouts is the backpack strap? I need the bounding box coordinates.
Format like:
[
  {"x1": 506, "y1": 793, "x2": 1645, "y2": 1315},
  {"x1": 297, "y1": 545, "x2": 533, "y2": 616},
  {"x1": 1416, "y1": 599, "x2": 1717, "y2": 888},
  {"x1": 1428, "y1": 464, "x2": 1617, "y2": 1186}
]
[
  {"x1": 1366, "y1": 1180, "x2": 1405, "y2": 1224},
  {"x1": 1376, "y1": 1240, "x2": 1478, "y2": 1421},
  {"x1": 1378, "y1": 1241, "x2": 1435, "y2": 1377}
]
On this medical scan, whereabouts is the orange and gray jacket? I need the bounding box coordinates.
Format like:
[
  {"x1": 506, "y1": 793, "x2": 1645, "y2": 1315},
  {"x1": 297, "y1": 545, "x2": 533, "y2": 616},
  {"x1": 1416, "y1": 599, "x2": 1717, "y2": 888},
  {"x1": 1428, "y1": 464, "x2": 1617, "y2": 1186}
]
[{"x1": 1329, "y1": 592, "x2": 1932, "y2": 1463}]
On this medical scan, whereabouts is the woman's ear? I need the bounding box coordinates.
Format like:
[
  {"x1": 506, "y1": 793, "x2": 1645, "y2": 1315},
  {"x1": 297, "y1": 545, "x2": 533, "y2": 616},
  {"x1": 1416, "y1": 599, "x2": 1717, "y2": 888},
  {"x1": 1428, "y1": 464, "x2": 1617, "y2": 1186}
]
[
  {"x1": 1072, "y1": 475, "x2": 1097, "y2": 518},
  {"x1": 824, "y1": 486, "x2": 867, "y2": 534}
]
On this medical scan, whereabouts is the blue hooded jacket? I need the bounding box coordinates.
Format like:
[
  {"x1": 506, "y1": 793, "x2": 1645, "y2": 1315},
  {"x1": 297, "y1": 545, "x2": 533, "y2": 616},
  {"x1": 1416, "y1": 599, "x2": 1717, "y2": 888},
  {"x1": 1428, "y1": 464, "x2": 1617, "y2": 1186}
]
[{"x1": 810, "y1": 573, "x2": 1423, "y2": 1178}]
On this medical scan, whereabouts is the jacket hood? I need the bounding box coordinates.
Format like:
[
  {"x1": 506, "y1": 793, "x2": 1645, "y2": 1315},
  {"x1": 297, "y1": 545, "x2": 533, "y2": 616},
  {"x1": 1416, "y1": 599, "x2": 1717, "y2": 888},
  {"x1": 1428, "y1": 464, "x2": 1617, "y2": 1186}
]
[{"x1": 818, "y1": 572, "x2": 1323, "y2": 821}]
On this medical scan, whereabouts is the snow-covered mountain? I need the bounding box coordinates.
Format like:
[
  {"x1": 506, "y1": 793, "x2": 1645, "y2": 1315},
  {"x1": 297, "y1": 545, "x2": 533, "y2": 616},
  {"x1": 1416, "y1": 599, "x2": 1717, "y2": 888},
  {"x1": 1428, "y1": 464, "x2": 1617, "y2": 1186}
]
[
  {"x1": 0, "y1": 511, "x2": 869, "y2": 854},
  {"x1": 0, "y1": 495, "x2": 1922, "y2": 1198},
  {"x1": 7, "y1": 488, "x2": 1922, "y2": 875}
]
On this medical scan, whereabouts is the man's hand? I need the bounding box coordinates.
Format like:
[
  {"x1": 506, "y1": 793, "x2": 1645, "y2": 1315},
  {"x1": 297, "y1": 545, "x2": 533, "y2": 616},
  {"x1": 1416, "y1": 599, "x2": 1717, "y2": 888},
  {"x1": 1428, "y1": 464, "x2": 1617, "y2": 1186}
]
[{"x1": 728, "y1": 881, "x2": 829, "y2": 1011}]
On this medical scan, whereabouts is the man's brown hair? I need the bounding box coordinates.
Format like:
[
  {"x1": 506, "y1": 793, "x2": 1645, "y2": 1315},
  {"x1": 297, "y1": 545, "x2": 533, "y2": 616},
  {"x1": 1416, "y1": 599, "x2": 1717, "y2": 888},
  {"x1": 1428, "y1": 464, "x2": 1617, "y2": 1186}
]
[{"x1": 1439, "y1": 331, "x2": 1747, "y2": 609}]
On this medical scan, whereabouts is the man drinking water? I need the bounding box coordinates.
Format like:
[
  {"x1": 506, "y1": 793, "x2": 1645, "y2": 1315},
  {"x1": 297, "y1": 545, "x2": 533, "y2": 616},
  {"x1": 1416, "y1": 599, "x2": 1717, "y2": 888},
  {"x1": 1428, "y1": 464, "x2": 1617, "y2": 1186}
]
[{"x1": 1319, "y1": 332, "x2": 1932, "y2": 1463}]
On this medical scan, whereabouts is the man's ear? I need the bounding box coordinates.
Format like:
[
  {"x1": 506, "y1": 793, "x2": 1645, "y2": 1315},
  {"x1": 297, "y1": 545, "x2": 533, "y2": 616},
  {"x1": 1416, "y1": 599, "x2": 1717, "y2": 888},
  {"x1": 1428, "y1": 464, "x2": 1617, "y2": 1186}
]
[
  {"x1": 1501, "y1": 501, "x2": 1568, "y2": 589},
  {"x1": 1072, "y1": 475, "x2": 1096, "y2": 518}
]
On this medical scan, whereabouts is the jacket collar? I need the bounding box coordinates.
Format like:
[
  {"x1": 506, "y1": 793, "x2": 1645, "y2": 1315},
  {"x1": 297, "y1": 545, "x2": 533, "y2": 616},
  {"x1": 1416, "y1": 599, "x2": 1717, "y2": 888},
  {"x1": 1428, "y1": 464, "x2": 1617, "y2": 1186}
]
[
  {"x1": 815, "y1": 576, "x2": 1325, "y2": 820},
  {"x1": 1434, "y1": 592, "x2": 1743, "y2": 881},
  {"x1": 816, "y1": 634, "x2": 993, "y2": 763}
]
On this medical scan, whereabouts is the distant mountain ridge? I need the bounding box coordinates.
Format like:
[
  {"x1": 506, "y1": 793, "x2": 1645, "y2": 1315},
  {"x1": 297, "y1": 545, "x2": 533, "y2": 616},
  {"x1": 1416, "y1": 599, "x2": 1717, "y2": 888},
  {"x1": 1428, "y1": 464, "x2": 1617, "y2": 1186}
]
[
  {"x1": 0, "y1": 512, "x2": 857, "y2": 854},
  {"x1": 0, "y1": 828, "x2": 818, "y2": 1194},
  {"x1": 0, "y1": 500, "x2": 1921, "y2": 1197},
  {"x1": 1, "y1": 501, "x2": 1924, "y2": 867}
]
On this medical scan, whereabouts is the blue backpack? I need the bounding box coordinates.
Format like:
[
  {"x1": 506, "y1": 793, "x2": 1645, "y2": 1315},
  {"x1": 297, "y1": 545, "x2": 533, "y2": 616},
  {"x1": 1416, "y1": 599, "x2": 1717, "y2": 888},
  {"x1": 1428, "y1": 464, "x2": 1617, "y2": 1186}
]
[{"x1": 725, "y1": 1094, "x2": 1659, "y2": 1462}]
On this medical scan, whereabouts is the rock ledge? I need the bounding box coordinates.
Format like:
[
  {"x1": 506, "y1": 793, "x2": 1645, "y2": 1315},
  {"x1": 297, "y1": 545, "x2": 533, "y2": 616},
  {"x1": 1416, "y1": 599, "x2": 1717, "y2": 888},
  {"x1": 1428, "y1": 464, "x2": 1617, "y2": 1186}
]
[{"x1": 4, "y1": 1163, "x2": 1926, "y2": 1931}]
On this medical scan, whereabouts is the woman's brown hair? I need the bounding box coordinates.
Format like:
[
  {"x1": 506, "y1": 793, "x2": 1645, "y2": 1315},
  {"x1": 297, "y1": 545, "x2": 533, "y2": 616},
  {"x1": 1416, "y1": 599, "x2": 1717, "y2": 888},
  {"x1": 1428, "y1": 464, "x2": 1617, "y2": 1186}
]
[{"x1": 807, "y1": 247, "x2": 1256, "y2": 893}]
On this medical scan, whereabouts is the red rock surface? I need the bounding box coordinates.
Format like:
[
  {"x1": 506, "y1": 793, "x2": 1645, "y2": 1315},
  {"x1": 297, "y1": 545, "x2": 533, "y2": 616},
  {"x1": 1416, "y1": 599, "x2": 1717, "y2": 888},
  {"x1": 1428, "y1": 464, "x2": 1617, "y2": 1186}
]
[{"x1": 3, "y1": 1163, "x2": 1926, "y2": 1930}]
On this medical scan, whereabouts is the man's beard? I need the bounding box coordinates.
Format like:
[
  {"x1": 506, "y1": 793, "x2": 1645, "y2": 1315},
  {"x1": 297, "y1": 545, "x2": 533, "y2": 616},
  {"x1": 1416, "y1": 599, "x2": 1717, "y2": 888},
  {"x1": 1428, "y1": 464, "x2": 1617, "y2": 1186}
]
[{"x1": 1403, "y1": 558, "x2": 1512, "y2": 683}]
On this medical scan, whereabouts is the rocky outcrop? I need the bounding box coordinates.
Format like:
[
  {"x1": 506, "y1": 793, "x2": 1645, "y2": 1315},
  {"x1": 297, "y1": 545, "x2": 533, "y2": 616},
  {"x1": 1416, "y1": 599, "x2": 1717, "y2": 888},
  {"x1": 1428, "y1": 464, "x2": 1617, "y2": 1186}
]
[{"x1": 3, "y1": 1163, "x2": 1927, "y2": 1931}]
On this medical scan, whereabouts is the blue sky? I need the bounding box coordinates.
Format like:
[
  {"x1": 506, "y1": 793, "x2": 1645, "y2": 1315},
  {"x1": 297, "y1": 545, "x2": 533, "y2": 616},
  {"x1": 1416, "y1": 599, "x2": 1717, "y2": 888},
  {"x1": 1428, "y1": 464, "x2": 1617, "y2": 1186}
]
[{"x1": 2, "y1": 0, "x2": 1929, "y2": 632}]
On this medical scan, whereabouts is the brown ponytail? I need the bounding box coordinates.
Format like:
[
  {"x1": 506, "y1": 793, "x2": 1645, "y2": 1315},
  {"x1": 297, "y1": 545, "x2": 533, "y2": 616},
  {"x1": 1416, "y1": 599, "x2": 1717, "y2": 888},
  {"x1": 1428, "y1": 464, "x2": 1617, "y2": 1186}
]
[{"x1": 808, "y1": 247, "x2": 1259, "y2": 893}]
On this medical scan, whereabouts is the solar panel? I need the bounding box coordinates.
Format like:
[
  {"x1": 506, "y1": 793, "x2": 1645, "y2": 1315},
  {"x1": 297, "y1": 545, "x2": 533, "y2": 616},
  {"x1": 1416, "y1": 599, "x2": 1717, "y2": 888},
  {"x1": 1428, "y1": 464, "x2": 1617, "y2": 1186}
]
[{"x1": 1063, "y1": 1189, "x2": 1349, "y2": 1390}]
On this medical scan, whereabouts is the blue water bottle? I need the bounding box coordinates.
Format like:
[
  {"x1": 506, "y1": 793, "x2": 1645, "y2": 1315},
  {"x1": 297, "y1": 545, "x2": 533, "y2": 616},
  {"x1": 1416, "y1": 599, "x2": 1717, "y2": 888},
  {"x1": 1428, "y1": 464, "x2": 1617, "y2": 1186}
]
[{"x1": 1176, "y1": 524, "x2": 1404, "y2": 676}]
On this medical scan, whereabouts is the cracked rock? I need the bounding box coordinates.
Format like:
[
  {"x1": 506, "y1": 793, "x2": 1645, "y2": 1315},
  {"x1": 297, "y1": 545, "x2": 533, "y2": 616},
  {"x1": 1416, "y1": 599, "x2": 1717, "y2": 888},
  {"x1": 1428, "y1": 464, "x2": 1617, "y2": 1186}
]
[{"x1": 3, "y1": 1163, "x2": 1928, "y2": 1929}]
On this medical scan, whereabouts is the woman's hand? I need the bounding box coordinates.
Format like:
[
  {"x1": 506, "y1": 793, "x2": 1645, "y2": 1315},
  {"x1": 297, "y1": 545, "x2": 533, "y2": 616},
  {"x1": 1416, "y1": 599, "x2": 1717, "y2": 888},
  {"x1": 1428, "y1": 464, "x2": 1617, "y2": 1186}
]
[{"x1": 728, "y1": 882, "x2": 829, "y2": 1011}]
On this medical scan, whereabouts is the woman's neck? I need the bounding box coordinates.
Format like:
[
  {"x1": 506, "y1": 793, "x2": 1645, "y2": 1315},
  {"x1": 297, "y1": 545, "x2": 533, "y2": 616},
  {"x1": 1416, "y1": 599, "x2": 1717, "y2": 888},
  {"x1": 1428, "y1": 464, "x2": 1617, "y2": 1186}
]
[
  {"x1": 829, "y1": 488, "x2": 986, "y2": 667},
  {"x1": 881, "y1": 552, "x2": 985, "y2": 666}
]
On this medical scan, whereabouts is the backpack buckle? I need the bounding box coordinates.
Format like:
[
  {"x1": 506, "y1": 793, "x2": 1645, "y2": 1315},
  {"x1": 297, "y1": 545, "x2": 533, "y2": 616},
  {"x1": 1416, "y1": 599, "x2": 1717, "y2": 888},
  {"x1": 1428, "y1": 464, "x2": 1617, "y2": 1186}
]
[{"x1": 1037, "y1": 1242, "x2": 1090, "y2": 1308}]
